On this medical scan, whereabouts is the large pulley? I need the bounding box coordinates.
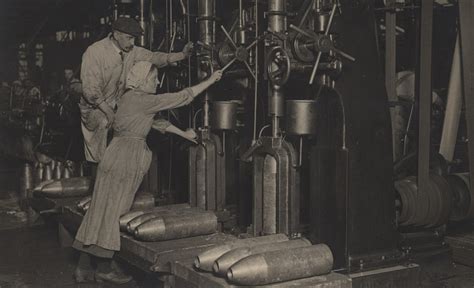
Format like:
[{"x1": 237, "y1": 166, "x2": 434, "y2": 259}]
[
  {"x1": 266, "y1": 46, "x2": 291, "y2": 86},
  {"x1": 289, "y1": 3, "x2": 355, "y2": 84},
  {"x1": 446, "y1": 173, "x2": 474, "y2": 221},
  {"x1": 215, "y1": 25, "x2": 262, "y2": 79},
  {"x1": 395, "y1": 174, "x2": 453, "y2": 228}
]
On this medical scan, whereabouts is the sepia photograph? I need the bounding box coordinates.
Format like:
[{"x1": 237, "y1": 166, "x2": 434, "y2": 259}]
[{"x1": 0, "y1": 0, "x2": 472, "y2": 287}]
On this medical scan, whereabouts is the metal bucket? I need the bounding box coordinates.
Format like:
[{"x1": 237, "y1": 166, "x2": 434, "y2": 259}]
[
  {"x1": 285, "y1": 100, "x2": 317, "y2": 135},
  {"x1": 211, "y1": 101, "x2": 238, "y2": 130}
]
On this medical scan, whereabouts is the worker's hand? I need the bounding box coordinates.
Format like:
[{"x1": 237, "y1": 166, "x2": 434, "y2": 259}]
[
  {"x1": 105, "y1": 109, "x2": 115, "y2": 128},
  {"x1": 98, "y1": 102, "x2": 115, "y2": 128},
  {"x1": 183, "y1": 128, "x2": 198, "y2": 144},
  {"x1": 209, "y1": 70, "x2": 223, "y2": 83},
  {"x1": 182, "y1": 42, "x2": 194, "y2": 57}
]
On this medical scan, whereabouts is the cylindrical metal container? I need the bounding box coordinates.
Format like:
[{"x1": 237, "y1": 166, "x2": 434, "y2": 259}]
[
  {"x1": 34, "y1": 162, "x2": 44, "y2": 185},
  {"x1": 53, "y1": 161, "x2": 63, "y2": 180},
  {"x1": 211, "y1": 101, "x2": 238, "y2": 130},
  {"x1": 285, "y1": 100, "x2": 317, "y2": 135},
  {"x1": 43, "y1": 164, "x2": 53, "y2": 181},
  {"x1": 268, "y1": 0, "x2": 287, "y2": 33},
  {"x1": 63, "y1": 167, "x2": 72, "y2": 179},
  {"x1": 198, "y1": 0, "x2": 215, "y2": 45},
  {"x1": 50, "y1": 160, "x2": 57, "y2": 172},
  {"x1": 19, "y1": 163, "x2": 34, "y2": 199},
  {"x1": 268, "y1": 85, "x2": 284, "y2": 117}
]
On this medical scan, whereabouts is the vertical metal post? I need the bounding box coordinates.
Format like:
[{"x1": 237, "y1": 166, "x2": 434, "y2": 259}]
[
  {"x1": 139, "y1": 0, "x2": 146, "y2": 46},
  {"x1": 417, "y1": 0, "x2": 433, "y2": 194},
  {"x1": 459, "y1": 0, "x2": 474, "y2": 192},
  {"x1": 253, "y1": 0, "x2": 259, "y2": 143},
  {"x1": 267, "y1": 0, "x2": 287, "y2": 138},
  {"x1": 385, "y1": 0, "x2": 398, "y2": 160},
  {"x1": 198, "y1": 0, "x2": 215, "y2": 128}
]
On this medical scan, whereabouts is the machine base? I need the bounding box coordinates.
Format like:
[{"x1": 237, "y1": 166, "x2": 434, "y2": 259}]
[{"x1": 349, "y1": 264, "x2": 421, "y2": 288}]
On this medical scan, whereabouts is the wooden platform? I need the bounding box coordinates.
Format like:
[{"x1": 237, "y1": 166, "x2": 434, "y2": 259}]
[
  {"x1": 41, "y1": 200, "x2": 421, "y2": 287},
  {"x1": 446, "y1": 231, "x2": 474, "y2": 267},
  {"x1": 169, "y1": 257, "x2": 352, "y2": 288},
  {"x1": 60, "y1": 204, "x2": 237, "y2": 273},
  {"x1": 350, "y1": 264, "x2": 420, "y2": 288}
]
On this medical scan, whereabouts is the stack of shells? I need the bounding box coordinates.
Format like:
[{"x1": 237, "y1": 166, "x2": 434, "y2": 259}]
[
  {"x1": 117, "y1": 204, "x2": 218, "y2": 242},
  {"x1": 76, "y1": 191, "x2": 156, "y2": 215},
  {"x1": 193, "y1": 234, "x2": 334, "y2": 286},
  {"x1": 20, "y1": 160, "x2": 84, "y2": 200}
]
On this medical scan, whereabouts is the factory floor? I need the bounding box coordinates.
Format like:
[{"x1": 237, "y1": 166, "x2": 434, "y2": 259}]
[
  {"x1": 2, "y1": 160, "x2": 474, "y2": 287},
  {"x1": 0, "y1": 199, "x2": 162, "y2": 288}
]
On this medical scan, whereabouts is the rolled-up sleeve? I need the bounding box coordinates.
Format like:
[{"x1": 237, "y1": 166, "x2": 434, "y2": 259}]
[
  {"x1": 142, "y1": 88, "x2": 194, "y2": 114},
  {"x1": 80, "y1": 48, "x2": 104, "y2": 106},
  {"x1": 151, "y1": 118, "x2": 172, "y2": 134}
]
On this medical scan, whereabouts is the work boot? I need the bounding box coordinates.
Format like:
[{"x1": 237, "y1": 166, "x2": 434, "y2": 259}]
[
  {"x1": 95, "y1": 270, "x2": 133, "y2": 285},
  {"x1": 73, "y1": 267, "x2": 95, "y2": 283},
  {"x1": 95, "y1": 259, "x2": 132, "y2": 284}
]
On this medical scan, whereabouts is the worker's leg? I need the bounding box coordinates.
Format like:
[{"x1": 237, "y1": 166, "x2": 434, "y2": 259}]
[{"x1": 73, "y1": 252, "x2": 95, "y2": 283}]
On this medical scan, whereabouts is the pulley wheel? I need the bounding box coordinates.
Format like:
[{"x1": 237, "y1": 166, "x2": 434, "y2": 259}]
[
  {"x1": 266, "y1": 46, "x2": 291, "y2": 86},
  {"x1": 446, "y1": 173, "x2": 472, "y2": 221},
  {"x1": 291, "y1": 32, "x2": 315, "y2": 62},
  {"x1": 430, "y1": 174, "x2": 453, "y2": 227},
  {"x1": 395, "y1": 180, "x2": 410, "y2": 224}
]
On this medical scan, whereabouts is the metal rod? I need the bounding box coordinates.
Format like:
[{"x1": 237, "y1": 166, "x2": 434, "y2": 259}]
[
  {"x1": 289, "y1": 24, "x2": 315, "y2": 39},
  {"x1": 149, "y1": 0, "x2": 154, "y2": 50},
  {"x1": 272, "y1": 116, "x2": 279, "y2": 137},
  {"x1": 246, "y1": 38, "x2": 259, "y2": 51},
  {"x1": 244, "y1": 61, "x2": 256, "y2": 79},
  {"x1": 324, "y1": 3, "x2": 337, "y2": 36},
  {"x1": 9, "y1": 86, "x2": 13, "y2": 111},
  {"x1": 187, "y1": 0, "x2": 191, "y2": 84},
  {"x1": 309, "y1": 3, "x2": 336, "y2": 84},
  {"x1": 253, "y1": 0, "x2": 259, "y2": 143},
  {"x1": 417, "y1": 0, "x2": 433, "y2": 195},
  {"x1": 140, "y1": 0, "x2": 146, "y2": 46},
  {"x1": 385, "y1": 0, "x2": 398, "y2": 160},
  {"x1": 222, "y1": 57, "x2": 238, "y2": 71},
  {"x1": 309, "y1": 51, "x2": 322, "y2": 85},
  {"x1": 239, "y1": 0, "x2": 244, "y2": 28},
  {"x1": 298, "y1": 0, "x2": 315, "y2": 28},
  {"x1": 299, "y1": 137, "x2": 303, "y2": 166},
  {"x1": 221, "y1": 25, "x2": 238, "y2": 49},
  {"x1": 332, "y1": 48, "x2": 355, "y2": 62},
  {"x1": 187, "y1": 0, "x2": 192, "y2": 128},
  {"x1": 223, "y1": 131, "x2": 226, "y2": 156}
]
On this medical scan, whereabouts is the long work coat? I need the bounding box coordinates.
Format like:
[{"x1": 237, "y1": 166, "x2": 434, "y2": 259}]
[
  {"x1": 73, "y1": 87, "x2": 194, "y2": 257},
  {"x1": 80, "y1": 34, "x2": 185, "y2": 162}
]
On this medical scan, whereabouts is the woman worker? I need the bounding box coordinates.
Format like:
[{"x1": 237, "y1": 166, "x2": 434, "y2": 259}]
[{"x1": 72, "y1": 61, "x2": 223, "y2": 284}]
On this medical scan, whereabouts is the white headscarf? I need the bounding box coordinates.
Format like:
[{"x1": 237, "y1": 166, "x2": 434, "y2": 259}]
[{"x1": 126, "y1": 61, "x2": 153, "y2": 90}]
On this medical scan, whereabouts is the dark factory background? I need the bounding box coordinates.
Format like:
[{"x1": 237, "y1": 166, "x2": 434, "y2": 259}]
[{"x1": 2, "y1": 0, "x2": 474, "y2": 287}]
